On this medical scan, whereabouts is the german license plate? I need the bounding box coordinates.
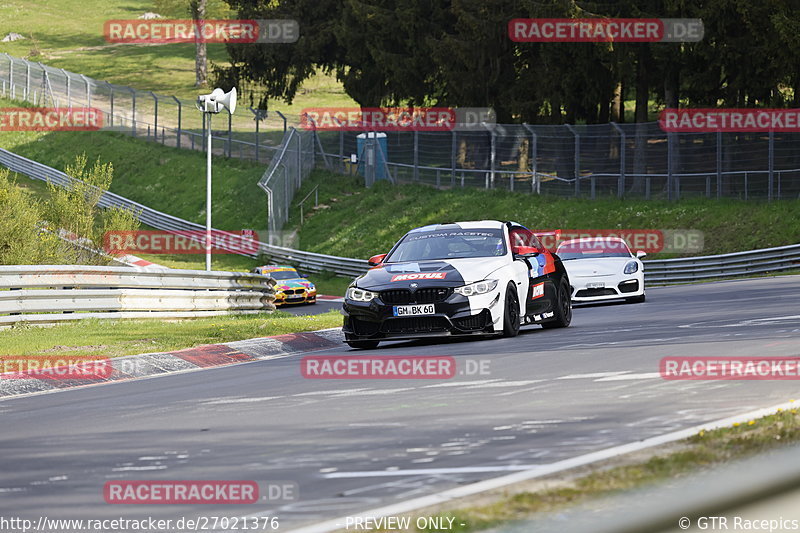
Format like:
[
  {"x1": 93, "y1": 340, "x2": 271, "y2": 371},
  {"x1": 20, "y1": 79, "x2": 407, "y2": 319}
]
[
  {"x1": 393, "y1": 304, "x2": 435, "y2": 317},
  {"x1": 586, "y1": 282, "x2": 605, "y2": 289}
]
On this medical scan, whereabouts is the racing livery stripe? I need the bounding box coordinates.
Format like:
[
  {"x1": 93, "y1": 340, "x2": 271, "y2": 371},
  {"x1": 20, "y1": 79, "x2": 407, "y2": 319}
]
[
  {"x1": 391, "y1": 272, "x2": 447, "y2": 282},
  {"x1": 542, "y1": 253, "x2": 556, "y2": 275}
]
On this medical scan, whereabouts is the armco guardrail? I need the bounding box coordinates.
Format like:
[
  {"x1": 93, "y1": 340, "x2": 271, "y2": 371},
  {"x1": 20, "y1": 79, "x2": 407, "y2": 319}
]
[
  {"x1": 643, "y1": 243, "x2": 800, "y2": 284},
  {"x1": 0, "y1": 265, "x2": 276, "y2": 326},
  {"x1": 1, "y1": 148, "x2": 797, "y2": 284}
]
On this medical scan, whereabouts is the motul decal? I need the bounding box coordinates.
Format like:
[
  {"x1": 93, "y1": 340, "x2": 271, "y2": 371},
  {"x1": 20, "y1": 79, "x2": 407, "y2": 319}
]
[
  {"x1": 390, "y1": 272, "x2": 447, "y2": 282},
  {"x1": 531, "y1": 282, "x2": 545, "y2": 299}
]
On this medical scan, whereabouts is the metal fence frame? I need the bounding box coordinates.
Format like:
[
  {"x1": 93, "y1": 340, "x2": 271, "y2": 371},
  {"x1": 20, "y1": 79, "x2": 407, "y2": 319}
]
[
  {"x1": 258, "y1": 127, "x2": 317, "y2": 238},
  {"x1": 258, "y1": 126, "x2": 393, "y2": 239},
  {"x1": 315, "y1": 122, "x2": 800, "y2": 200}
]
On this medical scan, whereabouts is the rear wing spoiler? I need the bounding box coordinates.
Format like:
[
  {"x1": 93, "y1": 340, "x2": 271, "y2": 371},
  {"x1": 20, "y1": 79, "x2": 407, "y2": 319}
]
[{"x1": 531, "y1": 229, "x2": 562, "y2": 252}]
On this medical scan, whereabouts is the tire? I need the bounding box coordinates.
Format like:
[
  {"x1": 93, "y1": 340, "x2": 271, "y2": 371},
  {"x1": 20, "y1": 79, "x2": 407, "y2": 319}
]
[
  {"x1": 542, "y1": 279, "x2": 572, "y2": 329},
  {"x1": 626, "y1": 293, "x2": 646, "y2": 303},
  {"x1": 502, "y1": 284, "x2": 521, "y2": 337},
  {"x1": 346, "y1": 340, "x2": 380, "y2": 349}
]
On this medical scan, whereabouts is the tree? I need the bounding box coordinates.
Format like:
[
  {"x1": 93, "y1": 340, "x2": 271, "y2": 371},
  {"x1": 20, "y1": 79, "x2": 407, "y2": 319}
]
[
  {"x1": 154, "y1": 0, "x2": 233, "y2": 87},
  {"x1": 217, "y1": 0, "x2": 347, "y2": 109},
  {"x1": 0, "y1": 156, "x2": 140, "y2": 265},
  {"x1": 218, "y1": 0, "x2": 800, "y2": 122},
  {"x1": 190, "y1": 0, "x2": 209, "y2": 87}
]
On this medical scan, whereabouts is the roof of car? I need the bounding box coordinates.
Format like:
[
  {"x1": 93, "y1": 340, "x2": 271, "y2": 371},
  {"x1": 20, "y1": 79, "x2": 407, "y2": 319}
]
[
  {"x1": 257, "y1": 265, "x2": 297, "y2": 271},
  {"x1": 558, "y1": 236, "x2": 628, "y2": 245},
  {"x1": 409, "y1": 220, "x2": 506, "y2": 233}
]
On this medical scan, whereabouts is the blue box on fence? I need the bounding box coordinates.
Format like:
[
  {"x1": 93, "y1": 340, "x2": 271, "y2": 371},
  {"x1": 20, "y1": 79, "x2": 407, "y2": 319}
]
[{"x1": 356, "y1": 132, "x2": 388, "y2": 181}]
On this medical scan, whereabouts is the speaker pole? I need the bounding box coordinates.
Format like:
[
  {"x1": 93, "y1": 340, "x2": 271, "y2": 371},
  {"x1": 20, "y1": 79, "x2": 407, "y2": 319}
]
[
  {"x1": 196, "y1": 86, "x2": 237, "y2": 271},
  {"x1": 206, "y1": 112, "x2": 212, "y2": 271}
]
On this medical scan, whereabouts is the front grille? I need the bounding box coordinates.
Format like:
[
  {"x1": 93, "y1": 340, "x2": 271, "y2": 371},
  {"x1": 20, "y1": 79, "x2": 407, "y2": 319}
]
[
  {"x1": 452, "y1": 310, "x2": 490, "y2": 331},
  {"x1": 575, "y1": 288, "x2": 617, "y2": 297},
  {"x1": 380, "y1": 288, "x2": 450, "y2": 305},
  {"x1": 380, "y1": 290, "x2": 412, "y2": 305},
  {"x1": 350, "y1": 317, "x2": 380, "y2": 336},
  {"x1": 283, "y1": 289, "x2": 304, "y2": 295},
  {"x1": 618, "y1": 280, "x2": 639, "y2": 293},
  {"x1": 381, "y1": 316, "x2": 449, "y2": 334},
  {"x1": 415, "y1": 288, "x2": 451, "y2": 303}
]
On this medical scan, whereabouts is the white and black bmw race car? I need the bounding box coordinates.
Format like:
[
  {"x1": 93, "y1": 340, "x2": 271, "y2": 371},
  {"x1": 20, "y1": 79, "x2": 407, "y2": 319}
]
[{"x1": 342, "y1": 220, "x2": 572, "y2": 349}]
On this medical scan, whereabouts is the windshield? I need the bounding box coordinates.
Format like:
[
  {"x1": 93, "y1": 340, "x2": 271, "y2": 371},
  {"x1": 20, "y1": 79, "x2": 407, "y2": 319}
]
[
  {"x1": 386, "y1": 229, "x2": 506, "y2": 262},
  {"x1": 265, "y1": 270, "x2": 301, "y2": 280},
  {"x1": 557, "y1": 240, "x2": 633, "y2": 260}
]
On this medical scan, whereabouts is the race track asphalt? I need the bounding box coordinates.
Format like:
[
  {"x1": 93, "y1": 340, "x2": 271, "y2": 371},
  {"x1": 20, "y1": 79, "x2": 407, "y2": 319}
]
[{"x1": 1, "y1": 276, "x2": 798, "y2": 531}]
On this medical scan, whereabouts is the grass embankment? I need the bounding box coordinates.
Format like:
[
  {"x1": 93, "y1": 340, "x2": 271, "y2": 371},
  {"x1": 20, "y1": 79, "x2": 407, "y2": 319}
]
[
  {"x1": 288, "y1": 171, "x2": 800, "y2": 260},
  {"x1": 0, "y1": 117, "x2": 266, "y2": 231},
  {"x1": 0, "y1": 311, "x2": 341, "y2": 358},
  {"x1": 393, "y1": 407, "x2": 800, "y2": 532}
]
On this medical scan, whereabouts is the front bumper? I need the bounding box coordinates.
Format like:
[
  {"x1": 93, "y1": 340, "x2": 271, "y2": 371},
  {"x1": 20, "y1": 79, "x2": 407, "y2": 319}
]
[
  {"x1": 342, "y1": 289, "x2": 500, "y2": 341},
  {"x1": 569, "y1": 277, "x2": 644, "y2": 302},
  {"x1": 275, "y1": 290, "x2": 317, "y2": 306}
]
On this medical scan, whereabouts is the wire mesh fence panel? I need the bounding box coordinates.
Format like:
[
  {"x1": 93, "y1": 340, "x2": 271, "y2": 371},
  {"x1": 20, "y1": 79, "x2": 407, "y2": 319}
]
[{"x1": 258, "y1": 128, "x2": 318, "y2": 238}]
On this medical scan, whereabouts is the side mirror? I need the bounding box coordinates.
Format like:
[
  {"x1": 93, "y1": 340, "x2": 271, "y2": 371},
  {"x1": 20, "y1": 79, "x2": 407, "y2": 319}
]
[
  {"x1": 511, "y1": 245, "x2": 541, "y2": 256},
  {"x1": 636, "y1": 251, "x2": 647, "y2": 259},
  {"x1": 368, "y1": 253, "x2": 387, "y2": 266}
]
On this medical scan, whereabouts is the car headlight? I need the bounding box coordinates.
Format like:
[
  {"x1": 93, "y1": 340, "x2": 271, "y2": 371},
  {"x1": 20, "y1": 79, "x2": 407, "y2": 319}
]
[
  {"x1": 346, "y1": 287, "x2": 378, "y2": 302},
  {"x1": 624, "y1": 261, "x2": 639, "y2": 274},
  {"x1": 454, "y1": 279, "x2": 498, "y2": 297}
]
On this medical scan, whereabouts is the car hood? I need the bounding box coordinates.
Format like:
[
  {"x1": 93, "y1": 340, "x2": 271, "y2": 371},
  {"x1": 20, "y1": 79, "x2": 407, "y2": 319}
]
[
  {"x1": 356, "y1": 257, "x2": 508, "y2": 290},
  {"x1": 274, "y1": 278, "x2": 315, "y2": 291},
  {"x1": 562, "y1": 257, "x2": 634, "y2": 277}
]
